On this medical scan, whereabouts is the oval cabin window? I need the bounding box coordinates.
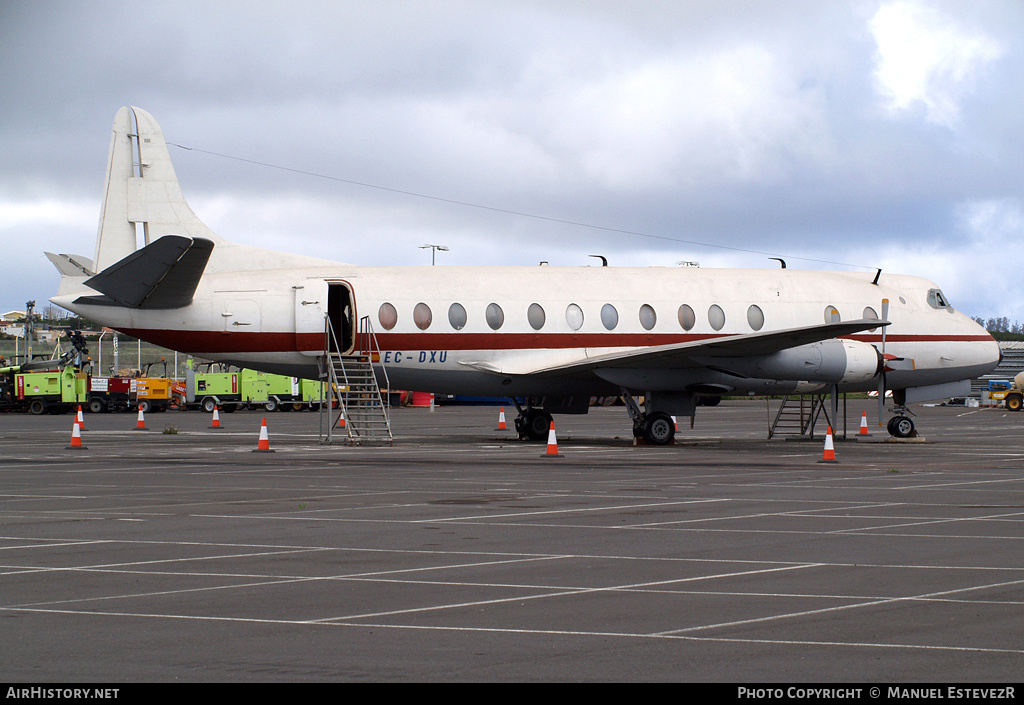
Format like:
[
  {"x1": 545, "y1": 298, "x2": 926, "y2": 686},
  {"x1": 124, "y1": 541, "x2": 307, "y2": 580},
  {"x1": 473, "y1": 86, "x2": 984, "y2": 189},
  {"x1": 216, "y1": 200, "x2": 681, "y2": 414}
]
[
  {"x1": 678, "y1": 304, "x2": 696, "y2": 331},
  {"x1": 448, "y1": 303, "x2": 467, "y2": 330},
  {"x1": 378, "y1": 302, "x2": 398, "y2": 331},
  {"x1": 708, "y1": 304, "x2": 726, "y2": 331},
  {"x1": 566, "y1": 303, "x2": 584, "y2": 331},
  {"x1": 747, "y1": 304, "x2": 764, "y2": 331},
  {"x1": 486, "y1": 303, "x2": 504, "y2": 330},
  {"x1": 863, "y1": 306, "x2": 878, "y2": 332},
  {"x1": 528, "y1": 303, "x2": 546, "y2": 331},
  {"x1": 601, "y1": 304, "x2": 618, "y2": 330},
  {"x1": 413, "y1": 302, "x2": 432, "y2": 330},
  {"x1": 639, "y1": 304, "x2": 657, "y2": 331}
]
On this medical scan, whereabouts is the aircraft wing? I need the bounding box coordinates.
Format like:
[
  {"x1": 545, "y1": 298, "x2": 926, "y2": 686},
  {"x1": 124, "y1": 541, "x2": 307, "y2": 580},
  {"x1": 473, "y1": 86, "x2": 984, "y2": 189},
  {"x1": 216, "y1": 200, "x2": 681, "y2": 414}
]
[
  {"x1": 460, "y1": 319, "x2": 888, "y2": 376},
  {"x1": 74, "y1": 235, "x2": 214, "y2": 309}
]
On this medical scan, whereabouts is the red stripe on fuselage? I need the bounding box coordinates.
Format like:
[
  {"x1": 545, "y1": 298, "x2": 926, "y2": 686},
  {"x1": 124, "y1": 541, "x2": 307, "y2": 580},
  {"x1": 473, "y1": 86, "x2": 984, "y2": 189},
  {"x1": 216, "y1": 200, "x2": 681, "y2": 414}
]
[{"x1": 116, "y1": 328, "x2": 994, "y2": 354}]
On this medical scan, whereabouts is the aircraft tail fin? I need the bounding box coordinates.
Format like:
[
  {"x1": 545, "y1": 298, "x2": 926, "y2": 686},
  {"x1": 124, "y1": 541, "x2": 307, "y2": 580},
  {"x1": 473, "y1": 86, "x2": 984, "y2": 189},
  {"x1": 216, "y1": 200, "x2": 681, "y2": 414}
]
[
  {"x1": 78, "y1": 235, "x2": 214, "y2": 309},
  {"x1": 92, "y1": 106, "x2": 223, "y2": 274}
]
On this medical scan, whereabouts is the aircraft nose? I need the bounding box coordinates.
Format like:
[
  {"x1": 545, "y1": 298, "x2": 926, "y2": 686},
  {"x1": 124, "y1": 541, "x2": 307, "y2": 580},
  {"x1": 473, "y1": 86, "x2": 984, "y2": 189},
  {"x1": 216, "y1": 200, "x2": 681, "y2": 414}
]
[{"x1": 975, "y1": 328, "x2": 1002, "y2": 373}]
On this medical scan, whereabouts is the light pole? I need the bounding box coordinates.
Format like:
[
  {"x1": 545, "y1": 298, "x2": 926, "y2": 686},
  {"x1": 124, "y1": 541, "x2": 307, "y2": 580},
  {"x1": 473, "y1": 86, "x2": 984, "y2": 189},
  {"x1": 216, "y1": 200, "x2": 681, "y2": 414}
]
[{"x1": 419, "y1": 244, "x2": 448, "y2": 265}]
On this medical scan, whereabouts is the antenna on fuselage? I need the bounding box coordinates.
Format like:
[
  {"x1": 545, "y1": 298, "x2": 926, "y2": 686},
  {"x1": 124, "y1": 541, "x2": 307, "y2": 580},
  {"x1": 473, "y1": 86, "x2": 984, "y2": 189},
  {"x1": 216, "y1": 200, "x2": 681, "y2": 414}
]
[
  {"x1": 872, "y1": 268, "x2": 882, "y2": 285},
  {"x1": 770, "y1": 258, "x2": 787, "y2": 269},
  {"x1": 589, "y1": 255, "x2": 608, "y2": 266}
]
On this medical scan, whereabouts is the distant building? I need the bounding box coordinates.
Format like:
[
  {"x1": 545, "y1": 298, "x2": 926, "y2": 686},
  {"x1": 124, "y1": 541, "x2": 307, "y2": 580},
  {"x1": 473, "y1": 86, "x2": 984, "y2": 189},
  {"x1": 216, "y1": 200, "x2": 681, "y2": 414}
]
[{"x1": 2, "y1": 310, "x2": 26, "y2": 322}]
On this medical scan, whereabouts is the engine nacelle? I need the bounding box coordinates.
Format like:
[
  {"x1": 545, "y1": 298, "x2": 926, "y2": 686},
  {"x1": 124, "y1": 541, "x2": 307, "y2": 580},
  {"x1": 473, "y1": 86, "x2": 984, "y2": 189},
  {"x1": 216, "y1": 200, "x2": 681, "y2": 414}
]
[
  {"x1": 830, "y1": 339, "x2": 885, "y2": 385},
  {"x1": 696, "y1": 338, "x2": 883, "y2": 385}
]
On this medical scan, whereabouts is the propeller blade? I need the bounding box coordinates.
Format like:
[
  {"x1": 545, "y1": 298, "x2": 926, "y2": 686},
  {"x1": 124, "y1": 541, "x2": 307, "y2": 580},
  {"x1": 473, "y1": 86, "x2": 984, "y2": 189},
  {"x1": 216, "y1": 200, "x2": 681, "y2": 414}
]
[
  {"x1": 881, "y1": 299, "x2": 889, "y2": 354},
  {"x1": 878, "y1": 299, "x2": 889, "y2": 428}
]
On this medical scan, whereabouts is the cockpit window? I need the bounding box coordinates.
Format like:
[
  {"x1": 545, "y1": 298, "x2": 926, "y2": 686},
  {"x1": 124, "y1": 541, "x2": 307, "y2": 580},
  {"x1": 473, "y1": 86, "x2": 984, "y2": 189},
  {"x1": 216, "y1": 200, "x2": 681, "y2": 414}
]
[{"x1": 927, "y1": 289, "x2": 952, "y2": 310}]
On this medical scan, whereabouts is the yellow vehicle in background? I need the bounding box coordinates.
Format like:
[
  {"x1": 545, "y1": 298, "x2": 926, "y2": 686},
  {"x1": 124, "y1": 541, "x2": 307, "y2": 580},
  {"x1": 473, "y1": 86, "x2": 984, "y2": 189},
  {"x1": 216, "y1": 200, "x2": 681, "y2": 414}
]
[
  {"x1": 134, "y1": 359, "x2": 177, "y2": 413},
  {"x1": 990, "y1": 372, "x2": 1024, "y2": 412}
]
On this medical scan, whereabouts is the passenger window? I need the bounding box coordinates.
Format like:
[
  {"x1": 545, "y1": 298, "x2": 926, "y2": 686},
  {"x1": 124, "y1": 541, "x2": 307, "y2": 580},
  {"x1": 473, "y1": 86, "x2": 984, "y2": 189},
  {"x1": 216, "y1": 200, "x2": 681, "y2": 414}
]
[
  {"x1": 678, "y1": 304, "x2": 696, "y2": 331},
  {"x1": 528, "y1": 303, "x2": 546, "y2": 330},
  {"x1": 378, "y1": 302, "x2": 398, "y2": 330},
  {"x1": 708, "y1": 304, "x2": 725, "y2": 331},
  {"x1": 448, "y1": 303, "x2": 467, "y2": 330},
  {"x1": 566, "y1": 304, "x2": 584, "y2": 331},
  {"x1": 747, "y1": 304, "x2": 764, "y2": 331},
  {"x1": 486, "y1": 303, "x2": 504, "y2": 330},
  {"x1": 639, "y1": 304, "x2": 656, "y2": 331},
  {"x1": 601, "y1": 304, "x2": 618, "y2": 330},
  {"x1": 863, "y1": 306, "x2": 878, "y2": 332},
  {"x1": 413, "y1": 302, "x2": 432, "y2": 330}
]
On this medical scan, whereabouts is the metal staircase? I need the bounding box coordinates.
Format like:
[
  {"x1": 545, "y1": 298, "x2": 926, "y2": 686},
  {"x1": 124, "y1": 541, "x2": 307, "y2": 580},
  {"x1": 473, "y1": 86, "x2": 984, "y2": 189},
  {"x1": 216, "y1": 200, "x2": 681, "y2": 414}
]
[
  {"x1": 767, "y1": 394, "x2": 842, "y2": 440},
  {"x1": 320, "y1": 315, "x2": 393, "y2": 445}
]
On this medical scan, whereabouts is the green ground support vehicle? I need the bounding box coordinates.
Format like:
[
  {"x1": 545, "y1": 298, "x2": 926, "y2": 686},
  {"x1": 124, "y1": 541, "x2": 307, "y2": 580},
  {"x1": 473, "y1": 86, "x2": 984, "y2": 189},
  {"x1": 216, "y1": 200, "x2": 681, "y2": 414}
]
[
  {"x1": 1, "y1": 366, "x2": 89, "y2": 415},
  {"x1": 181, "y1": 361, "x2": 324, "y2": 412}
]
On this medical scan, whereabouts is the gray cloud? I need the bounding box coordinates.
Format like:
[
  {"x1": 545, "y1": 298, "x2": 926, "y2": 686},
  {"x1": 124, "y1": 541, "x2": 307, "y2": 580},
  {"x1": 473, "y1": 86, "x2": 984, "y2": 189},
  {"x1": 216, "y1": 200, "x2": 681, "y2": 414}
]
[{"x1": 2, "y1": 0, "x2": 1022, "y2": 322}]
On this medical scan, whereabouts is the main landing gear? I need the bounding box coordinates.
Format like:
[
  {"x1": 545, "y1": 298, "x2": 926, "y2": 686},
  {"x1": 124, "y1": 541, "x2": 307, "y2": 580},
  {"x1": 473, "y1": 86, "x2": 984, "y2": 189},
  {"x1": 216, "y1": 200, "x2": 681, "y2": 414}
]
[
  {"x1": 510, "y1": 400, "x2": 554, "y2": 441},
  {"x1": 510, "y1": 391, "x2": 683, "y2": 446},
  {"x1": 621, "y1": 389, "x2": 676, "y2": 446}
]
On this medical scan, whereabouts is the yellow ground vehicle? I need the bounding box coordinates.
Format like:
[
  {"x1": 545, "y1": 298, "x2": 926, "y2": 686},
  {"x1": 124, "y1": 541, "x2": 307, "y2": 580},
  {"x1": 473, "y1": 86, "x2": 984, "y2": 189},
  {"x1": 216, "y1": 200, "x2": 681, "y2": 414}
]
[
  {"x1": 993, "y1": 372, "x2": 1024, "y2": 412},
  {"x1": 134, "y1": 360, "x2": 177, "y2": 412}
]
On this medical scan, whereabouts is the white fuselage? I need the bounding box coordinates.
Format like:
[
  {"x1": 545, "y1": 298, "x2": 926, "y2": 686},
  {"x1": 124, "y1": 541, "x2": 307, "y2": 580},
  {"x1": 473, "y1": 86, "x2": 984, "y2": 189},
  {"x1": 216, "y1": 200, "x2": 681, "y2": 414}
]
[
  {"x1": 56, "y1": 258, "x2": 1000, "y2": 399},
  {"x1": 48, "y1": 105, "x2": 1000, "y2": 409}
]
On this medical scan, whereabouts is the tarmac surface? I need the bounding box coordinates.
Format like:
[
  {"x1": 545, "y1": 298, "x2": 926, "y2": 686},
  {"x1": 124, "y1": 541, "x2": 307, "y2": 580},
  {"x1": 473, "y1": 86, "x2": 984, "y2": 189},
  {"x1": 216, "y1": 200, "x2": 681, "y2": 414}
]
[{"x1": 1, "y1": 399, "x2": 1023, "y2": 683}]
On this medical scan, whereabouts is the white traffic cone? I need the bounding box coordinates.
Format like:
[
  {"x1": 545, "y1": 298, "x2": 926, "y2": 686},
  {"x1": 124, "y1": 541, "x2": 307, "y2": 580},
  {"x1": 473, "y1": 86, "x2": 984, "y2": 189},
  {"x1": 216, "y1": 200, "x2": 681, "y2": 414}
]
[
  {"x1": 253, "y1": 417, "x2": 274, "y2": 453},
  {"x1": 542, "y1": 421, "x2": 564, "y2": 458},
  {"x1": 818, "y1": 426, "x2": 839, "y2": 463},
  {"x1": 65, "y1": 421, "x2": 87, "y2": 450}
]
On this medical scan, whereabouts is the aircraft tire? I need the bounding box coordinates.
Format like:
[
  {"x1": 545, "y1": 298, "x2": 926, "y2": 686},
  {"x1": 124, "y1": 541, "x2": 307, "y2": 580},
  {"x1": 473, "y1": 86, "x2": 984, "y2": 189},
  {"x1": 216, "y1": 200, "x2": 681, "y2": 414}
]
[
  {"x1": 642, "y1": 412, "x2": 675, "y2": 445},
  {"x1": 890, "y1": 415, "x2": 915, "y2": 438},
  {"x1": 523, "y1": 411, "x2": 553, "y2": 441}
]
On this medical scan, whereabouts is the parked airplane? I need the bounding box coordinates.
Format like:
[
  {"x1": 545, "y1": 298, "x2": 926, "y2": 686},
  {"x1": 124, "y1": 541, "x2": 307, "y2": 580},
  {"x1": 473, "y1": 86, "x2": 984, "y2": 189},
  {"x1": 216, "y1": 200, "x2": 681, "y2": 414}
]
[{"x1": 48, "y1": 107, "x2": 1000, "y2": 444}]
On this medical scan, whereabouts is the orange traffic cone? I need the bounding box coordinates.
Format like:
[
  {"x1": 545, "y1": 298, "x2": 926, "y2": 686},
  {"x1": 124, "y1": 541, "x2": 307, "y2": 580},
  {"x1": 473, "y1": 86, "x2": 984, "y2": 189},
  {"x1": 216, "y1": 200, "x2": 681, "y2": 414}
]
[
  {"x1": 496, "y1": 407, "x2": 507, "y2": 430},
  {"x1": 859, "y1": 411, "x2": 870, "y2": 436},
  {"x1": 542, "y1": 421, "x2": 563, "y2": 458},
  {"x1": 253, "y1": 417, "x2": 274, "y2": 453},
  {"x1": 134, "y1": 407, "x2": 148, "y2": 431},
  {"x1": 210, "y1": 405, "x2": 222, "y2": 429},
  {"x1": 77, "y1": 404, "x2": 85, "y2": 430},
  {"x1": 818, "y1": 426, "x2": 838, "y2": 463},
  {"x1": 65, "y1": 421, "x2": 87, "y2": 450},
  {"x1": 338, "y1": 408, "x2": 346, "y2": 429}
]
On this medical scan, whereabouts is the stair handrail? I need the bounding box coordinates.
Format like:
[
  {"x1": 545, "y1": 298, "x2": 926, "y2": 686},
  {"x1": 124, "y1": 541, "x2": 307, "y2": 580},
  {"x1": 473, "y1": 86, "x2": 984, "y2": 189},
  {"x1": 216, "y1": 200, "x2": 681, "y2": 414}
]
[{"x1": 321, "y1": 314, "x2": 354, "y2": 443}]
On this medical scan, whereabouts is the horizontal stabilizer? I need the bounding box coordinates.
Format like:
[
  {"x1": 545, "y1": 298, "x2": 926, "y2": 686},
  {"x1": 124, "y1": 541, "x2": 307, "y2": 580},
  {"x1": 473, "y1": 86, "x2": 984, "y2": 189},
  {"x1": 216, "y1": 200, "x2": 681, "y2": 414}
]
[
  {"x1": 45, "y1": 252, "x2": 95, "y2": 277},
  {"x1": 80, "y1": 235, "x2": 214, "y2": 309}
]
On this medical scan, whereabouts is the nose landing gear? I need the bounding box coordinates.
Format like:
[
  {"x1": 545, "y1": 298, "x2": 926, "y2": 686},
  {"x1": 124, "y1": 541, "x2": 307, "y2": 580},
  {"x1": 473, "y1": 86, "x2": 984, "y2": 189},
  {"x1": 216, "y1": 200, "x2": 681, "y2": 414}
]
[{"x1": 887, "y1": 413, "x2": 916, "y2": 438}]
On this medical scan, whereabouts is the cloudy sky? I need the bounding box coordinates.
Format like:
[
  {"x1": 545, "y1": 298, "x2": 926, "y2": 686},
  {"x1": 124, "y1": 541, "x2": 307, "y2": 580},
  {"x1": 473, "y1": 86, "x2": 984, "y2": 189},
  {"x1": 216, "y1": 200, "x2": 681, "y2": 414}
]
[{"x1": 2, "y1": 0, "x2": 1021, "y2": 323}]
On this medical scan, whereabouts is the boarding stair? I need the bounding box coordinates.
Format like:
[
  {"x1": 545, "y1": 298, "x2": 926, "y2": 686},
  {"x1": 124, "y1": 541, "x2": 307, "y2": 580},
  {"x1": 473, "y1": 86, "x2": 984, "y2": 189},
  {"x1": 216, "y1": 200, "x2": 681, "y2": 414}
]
[
  {"x1": 320, "y1": 316, "x2": 393, "y2": 445},
  {"x1": 768, "y1": 393, "x2": 844, "y2": 440}
]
